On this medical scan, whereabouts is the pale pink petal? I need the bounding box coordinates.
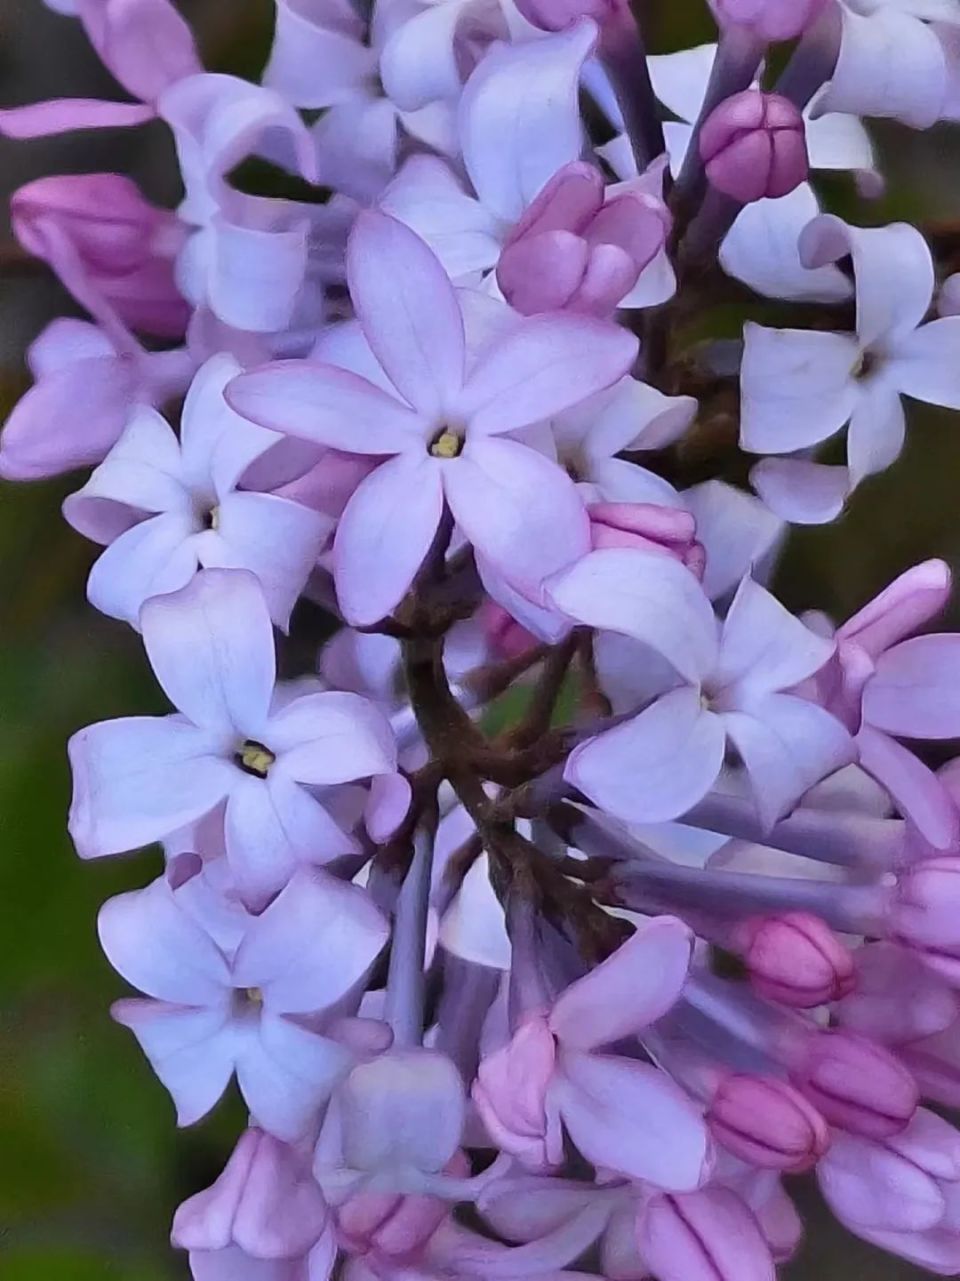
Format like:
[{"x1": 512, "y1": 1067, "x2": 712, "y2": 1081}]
[
  {"x1": 380, "y1": 154, "x2": 503, "y2": 279},
  {"x1": 684, "y1": 481, "x2": 782, "y2": 602},
  {"x1": 333, "y1": 453, "x2": 445, "y2": 627},
  {"x1": 236, "y1": 1015, "x2": 353, "y2": 1140},
  {"x1": 845, "y1": 381, "x2": 907, "y2": 485},
  {"x1": 204, "y1": 492, "x2": 329, "y2": 631},
  {"x1": 263, "y1": 0, "x2": 374, "y2": 108},
  {"x1": 750, "y1": 458, "x2": 851, "y2": 526},
  {"x1": 268, "y1": 691, "x2": 397, "y2": 784},
  {"x1": 86, "y1": 512, "x2": 199, "y2": 626},
  {"x1": 346, "y1": 211, "x2": 465, "y2": 416},
  {"x1": 856, "y1": 726, "x2": 959, "y2": 850},
  {"x1": 565, "y1": 690, "x2": 727, "y2": 824},
  {"x1": 444, "y1": 437, "x2": 589, "y2": 594},
  {"x1": 80, "y1": 0, "x2": 202, "y2": 101},
  {"x1": 0, "y1": 99, "x2": 155, "y2": 137},
  {"x1": 181, "y1": 353, "x2": 281, "y2": 496},
  {"x1": 546, "y1": 548, "x2": 717, "y2": 684},
  {"x1": 98, "y1": 876, "x2": 231, "y2": 1003},
  {"x1": 890, "y1": 318, "x2": 960, "y2": 409},
  {"x1": 68, "y1": 717, "x2": 232, "y2": 858},
  {"x1": 141, "y1": 568, "x2": 276, "y2": 737},
  {"x1": 724, "y1": 694, "x2": 856, "y2": 828},
  {"x1": 740, "y1": 324, "x2": 860, "y2": 455},
  {"x1": 715, "y1": 578, "x2": 836, "y2": 695},
  {"x1": 816, "y1": 7, "x2": 947, "y2": 131},
  {"x1": 554, "y1": 1052, "x2": 712, "y2": 1190},
  {"x1": 224, "y1": 774, "x2": 356, "y2": 909},
  {"x1": 458, "y1": 314, "x2": 637, "y2": 436},
  {"x1": 0, "y1": 355, "x2": 140, "y2": 480},
  {"x1": 799, "y1": 216, "x2": 936, "y2": 346},
  {"x1": 459, "y1": 20, "x2": 598, "y2": 222},
  {"x1": 226, "y1": 361, "x2": 424, "y2": 454},
  {"x1": 865, "y1": 635, "x2": 960, "y2": 738},
  {"x1": 112, "y1": 998, "x2": 236, "y2": 1126},
  {"x1": 233, "y1": 869, "x2": 388, "y2": 1013},
  {"x1": 841, "y1": 559, "x2": 952, "y2": 658},
  {"x1": 549, "y1": 916, "x2": 693, "y2": 1050}
]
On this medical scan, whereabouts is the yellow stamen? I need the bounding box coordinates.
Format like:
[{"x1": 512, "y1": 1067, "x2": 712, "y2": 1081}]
[
  {"x1": 238, "y1": 740, "x2": 275, "y2": 778},
  {"x1": 430, "y1": 429, "x2": 463, "y2": 459}
]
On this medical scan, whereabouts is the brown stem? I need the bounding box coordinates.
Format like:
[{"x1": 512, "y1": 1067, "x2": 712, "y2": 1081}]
[{"x1": 507, "y1": 633, "x2": 579, "y2": 751}]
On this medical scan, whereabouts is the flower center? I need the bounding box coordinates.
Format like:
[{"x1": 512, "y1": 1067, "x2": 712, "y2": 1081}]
[
  {"x1": 236, "y1": 739, "x2": 275, "y2": 778},
  {"x1": 430, "y1": 427, "x2": 464, "y2": 459},
  {"x1": 244, "y1": 986, "x2": 263, "y2": 1005},
  {"x1": 852, "y1": 349, "x2": 879, "y2": 381},
  {"x1": 205, "y1": 504, "x2": 220, "y2": 531}
]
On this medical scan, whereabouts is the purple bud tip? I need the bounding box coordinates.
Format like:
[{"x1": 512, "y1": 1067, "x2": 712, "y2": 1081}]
[
  {"x1": 709, "y1": 0, "x2": 830, "y2": 43},
  {"x1": 792, "y1": 1032, "x2": 919, "y2": 1140},
  {"x1": 700, "y1": 90, "x2": 808, "y2": 205}
]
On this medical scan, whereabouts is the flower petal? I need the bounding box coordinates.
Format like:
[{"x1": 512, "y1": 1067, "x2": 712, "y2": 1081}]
[
  {"x1": 141, "y1": 568, "x2": 276, "y2": 736},
  {"x1": 565, "y1": 689, "x2": 726, "y2": 824},
  {"x1": 554, "y1": 1051, "x2": 712, "y2": 1190},
  {"x1": 226, "y1": 361, "x2": 425, "y2": 454},
  {"x1": 68, "y1": 716, "x2": 232, "y2": 858},
  {"x1": 547, "y1": 548, "x2": 717, "y2": 684},
  {"x1": 346, "y1": 211, "x2": 465, "y2": 416},
  {"x1": 459, "y1": 314, "x2": 637, "y2": 436},
  {"x1": 333, "y1": 452, "x2": 445, "y2": 627},
  {"x1": 233, "y1": 868, "x2": 388, "y2": 1013},
  {"x1": 444, "y1": 437, "x2": 589, "y2": 594},
  {"x1": 549, "y1": 916, "x2": 693, "y2": 1050}
]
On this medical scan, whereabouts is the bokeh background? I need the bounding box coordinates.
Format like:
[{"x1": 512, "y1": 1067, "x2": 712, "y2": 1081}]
[{"x1": 2, "y1": 1, "x2": 960, "y2": 1277}]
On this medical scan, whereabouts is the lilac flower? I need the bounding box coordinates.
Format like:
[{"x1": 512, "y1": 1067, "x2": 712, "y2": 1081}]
[
  {"x1": 549, "y1": 553, "x2": 854, "y2": 826},
  {"x1": 743, "y1": 216, "x2": 960, "y2": 522},
  {"x1": 10, "y1": 173, "x2": 189, "y2": 338},
  {"x1": 69, "y1": 570, "x2": 409, "y2": 906},
  {"x1": 474, "y1": 916, "x2": 713, "y2": 1189},
  {"x1": 64, "y1": 356, "x2": 330, "y2": 630},
  {"x1": 99, "y1": 866, "x2": 389, "y2": 1136},
  {"x1": 227, "y1": 212, "x2": 636, "y2": 626},
  {"x1": 0, "y1": 317, "x2": 193, "y2": 480}
]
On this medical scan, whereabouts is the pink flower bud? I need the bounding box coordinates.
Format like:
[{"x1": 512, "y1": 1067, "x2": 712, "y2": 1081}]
[
  {"x1": 477, "y1": 599, "x2": 540, "y2": 662},
  {"x1": 735, "y1": 912, "x2": 855, "y2": 1008},
  {"x1": 497, "y1": 161, "x2": 669, "y2": 318},
  {"x1": 11, "y1": 173, "x2": 189, "y2": 338},
  {"x1": 791, "y1": 1032, "x2": 919, "y2": 1139},
  {"x1": 707, "y1": 1074, "x2": 830, "y2": 1172},
  {"x1": 892, "y1": 857, "x2": 960, "y2": 956},
  {"x1": 709, "y1": 0, "x2": 830, "y2": 43},
  {"x1": 588, "y1": 502, "x2": 706, "y2": 577},
  {"x1": 172, "y1": 1129, "x2": 328, "y2": 1259},
  {"x1": 637, "y1": 1187, "x2": 776, "y2": 1281},
  {"x1": 700, "y1": 91, "x2": 808, "y2": 204},
  {"x1": 472, "y1": 1017, "x2": 559, "y2": 1169},
  {"x1": 337, "y1": 1153, "x2": 468, "y2": 1257},
  {"x1": 515, "y1": 0, "x2": 630, "y2": 34}
]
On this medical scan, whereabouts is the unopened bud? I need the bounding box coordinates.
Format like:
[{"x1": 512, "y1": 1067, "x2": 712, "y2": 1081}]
[
  {"x1": 791, "y1": 1031, "x2": 919, "y2": 1139},
  {"x1": 700, "y1": 91, "x2": 808, "y2": 204},
  {"x1": 637, "y1": 1187, "x2": 776, "y2": 1281},
  {"x1": 708, "y1": 1074, "x2": 829, "y2": 1172},
  {"x1": 477, "y1": 599, "x2": 539, "y2": 662},
  {"x1": 588, "y1": 502, "x2": 706, "y2": 576},
  {"x1": 735, "y1": 912, "x2": 855, "y2": 1008},
  {"x1": 890, "y1": 857, "x2": 960, "y2": 982},
  {"x1": 709, "y1": 0, "x2": 830, "y2": 43}
]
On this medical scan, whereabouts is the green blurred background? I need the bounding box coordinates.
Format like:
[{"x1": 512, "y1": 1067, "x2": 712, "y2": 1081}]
[{"x1": 1, "y1": 1, "x2": 960, "y2": 1276}]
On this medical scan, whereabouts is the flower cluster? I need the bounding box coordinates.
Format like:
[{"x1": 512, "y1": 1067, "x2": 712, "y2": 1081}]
[{"x1": 7, "y1": 0, "x2": 960, "y2": 1277}]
